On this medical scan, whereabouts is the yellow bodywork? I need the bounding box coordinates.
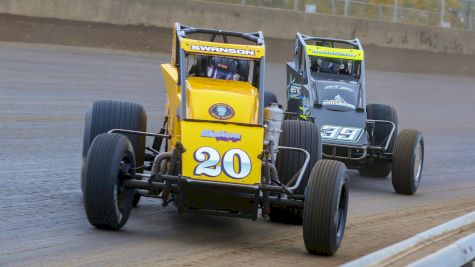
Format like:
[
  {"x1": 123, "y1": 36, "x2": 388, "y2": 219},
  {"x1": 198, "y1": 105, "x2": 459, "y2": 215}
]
[
  {"x1": 161, "y1": 63, "x2": 182, "y2": 149},
  {"x1": 306, "y1": 45, "x2": 364, "y2": 61},
  {"x1": 181, "y1": 120, "x2": 263, "y2": 185},
  {"x1": 161, "y1": 62, "x2": 263, "y2": 185},
  {"x1": 186, "y1": 77, "x2": 259, "y2": 124}
]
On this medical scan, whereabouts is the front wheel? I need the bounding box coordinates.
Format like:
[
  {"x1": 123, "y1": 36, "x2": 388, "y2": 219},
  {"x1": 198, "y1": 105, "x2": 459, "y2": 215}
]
[
  {"x1": 303, "y1": 160, "x2": 349, "y2": 255},
  {"x1": 392, "y1": 129, "x2": 424, "y2": 195},
  {"x1": 83, "y1": 133, "x2": 136, "y2": 230}
]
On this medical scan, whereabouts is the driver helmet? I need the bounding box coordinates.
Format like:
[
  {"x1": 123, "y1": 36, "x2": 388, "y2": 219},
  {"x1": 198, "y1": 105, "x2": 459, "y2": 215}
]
[{"x1": 207, "y1": 57, "x2": 240, "y2": 80}]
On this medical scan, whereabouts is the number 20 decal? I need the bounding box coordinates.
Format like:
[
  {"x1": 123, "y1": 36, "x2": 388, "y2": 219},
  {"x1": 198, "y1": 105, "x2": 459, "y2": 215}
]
[
  {"x1": 193, "y1": 147, "x2": 252, "y2": 179},
  {"x1": 321, "y1": 125, "x2": 363, "y2": 142}
]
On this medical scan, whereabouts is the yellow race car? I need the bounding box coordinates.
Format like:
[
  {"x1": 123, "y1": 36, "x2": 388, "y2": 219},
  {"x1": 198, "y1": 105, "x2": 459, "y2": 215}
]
[{"x1": 81, "y1": 23, "x2": 349, "y2": 255}]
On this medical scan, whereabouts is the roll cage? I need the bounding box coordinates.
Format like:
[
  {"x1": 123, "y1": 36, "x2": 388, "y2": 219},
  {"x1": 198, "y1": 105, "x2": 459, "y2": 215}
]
[
  {"x1": 173, "y1": 23, "x2": 267, "y2": 124},
  {"x1": 292, "y1": 33, "x2": 366, "y2": 110}
]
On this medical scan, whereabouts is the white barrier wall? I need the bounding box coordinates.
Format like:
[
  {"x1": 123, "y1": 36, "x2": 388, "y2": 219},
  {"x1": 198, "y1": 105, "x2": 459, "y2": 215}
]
[{"x1": 1, "y1": 0, "x2": 475, "y2": 55}]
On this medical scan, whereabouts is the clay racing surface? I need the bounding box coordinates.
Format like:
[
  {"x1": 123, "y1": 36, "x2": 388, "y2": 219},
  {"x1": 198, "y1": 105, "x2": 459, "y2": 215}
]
[{"x1": 1, "y1": 42, "x2": 475, "y2": 266}]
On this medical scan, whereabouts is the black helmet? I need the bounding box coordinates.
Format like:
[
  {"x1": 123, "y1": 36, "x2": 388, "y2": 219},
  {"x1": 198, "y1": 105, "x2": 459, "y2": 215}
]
[{"x1": 207, "y1": 57, "x2": 239, "y2": 80}]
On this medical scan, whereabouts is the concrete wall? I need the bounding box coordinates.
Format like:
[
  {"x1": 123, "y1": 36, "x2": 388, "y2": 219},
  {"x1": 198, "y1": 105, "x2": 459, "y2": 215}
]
[{"x1": 1, "y1": 0, "x2": 475, "y2": 55}]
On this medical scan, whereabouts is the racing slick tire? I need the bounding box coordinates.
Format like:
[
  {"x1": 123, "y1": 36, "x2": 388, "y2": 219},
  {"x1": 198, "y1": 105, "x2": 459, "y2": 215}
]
[
  {"x1": 303, "y1": 160, "x2": 349, "y2": 255},
  {"x1": 83, "y1": 133, "x2": 136, "y2": 230},
  {"x1": 270, "y1": 120, "x2": 321, "y2": 224},
  {"x1": 391, "y1": 129, "x2": 424, "y2": 195},
  {"x1": 81, "y1": 100, "x2": 147, "y2": 204},
  {"x1": 359, "y1": 103, "x2": 398, "y2": 178},
  {"x1": 264, "y1": 91, "x2": 278, "y2": 107}
]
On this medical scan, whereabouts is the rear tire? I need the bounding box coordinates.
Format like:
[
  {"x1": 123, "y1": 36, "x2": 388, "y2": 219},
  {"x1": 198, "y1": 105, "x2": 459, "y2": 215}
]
[
  {"x1": 303, "y1": 160, "x2": 349, "y2": 255},
  {"x1": 83, "y1": 133, "x2": 136, "y2": 230},
  {"x1": 264, "y1": 91, "x2": 278, "y2": 107},
  {"x1": 276, "y1": 120, "x2": 322, "y2": 194},
  {"x1": 81, "y1": 100, "x2": 147, "y2": 195},
  {"x1": 392, "y1": 129, "x2": 424, "y2": 195},
  {"x1": 359, "y1": 103, "x2": 398, "y2": 178},
  {"x1": 270, "y1": 120, "x2": 321, "y2": 224}
]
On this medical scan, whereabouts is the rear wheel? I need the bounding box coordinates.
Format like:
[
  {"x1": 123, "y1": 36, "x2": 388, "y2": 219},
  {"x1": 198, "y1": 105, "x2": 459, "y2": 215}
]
[
  {"x1": 81, "y1": 100, "x2": 147, "y2": 203},
  {"x1": 360, "y1": 103, "x2": 398, "y2": 178},
  {"x1": 270, "y1": 120, "x2": 321, "y2": 224},
  {"x1": 83, "y1": 133, "x2": 136, "y2": 230},
  {"x1": 392, "y1": 129, "x2": 424, "y2": 195},
  {"x1": 303, "y1": 160, "x2": 349, "y2": 255},
  {"x1": 264, "y1": 91, "x2": 278, "y2": 107}
]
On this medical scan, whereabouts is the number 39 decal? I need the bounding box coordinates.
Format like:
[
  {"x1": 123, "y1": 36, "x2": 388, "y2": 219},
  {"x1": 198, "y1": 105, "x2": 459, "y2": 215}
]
[
  {"x1": 193, "y1": 147, "x2": 252, "y2": 179},
  {"x1": 321, "y1": 125, "x2": 363, "y2": 142}
]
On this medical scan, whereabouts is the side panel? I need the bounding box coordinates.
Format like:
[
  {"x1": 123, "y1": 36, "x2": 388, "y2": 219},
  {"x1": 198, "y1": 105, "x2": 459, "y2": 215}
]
[
  {"x1": 181, "y1": 120, "x2": 263, "y2": 185},
  {"x1": 286, "y1": 63, "x2": 311, "y2": 120},
  {"x1": 161, "y1": 63, "x2": 181, "y2": 149}
]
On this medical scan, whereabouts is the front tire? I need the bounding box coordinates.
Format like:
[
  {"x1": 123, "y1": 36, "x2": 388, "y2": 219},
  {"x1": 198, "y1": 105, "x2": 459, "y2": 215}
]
[
  {"x1": 392, "y1": 129, "x2": 424, "y2": 195},
  {"x1": 83, "y1": 133, "x2": 136, "y2": 230},
  {"x1": 264, "y1": 91, "x2": 278, "y2": 107},
  {"x1": 303, "y1": 160, "x2": 349, "y2": 255}
]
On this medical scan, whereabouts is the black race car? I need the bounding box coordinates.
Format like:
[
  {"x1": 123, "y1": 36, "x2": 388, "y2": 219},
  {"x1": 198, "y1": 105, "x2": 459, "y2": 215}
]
[{"x1": 284, "y1": 33, "x2": 424, "y2": 195}]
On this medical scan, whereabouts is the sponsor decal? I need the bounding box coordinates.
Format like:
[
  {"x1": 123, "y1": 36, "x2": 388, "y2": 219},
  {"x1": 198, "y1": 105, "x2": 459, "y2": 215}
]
[
  {"x1": 299, "y1": 96, "x2": 312, "y2": 120},
  {"x1": 323, "y1": 84, "x2": 354, "y2": 93},
  {"x1": 307, "y1": 45, "x2": 364, "y2": 60},
  {"x1": 201, "y1": 130, "x2": 241, "y2": 142},
  {"x1": 208, "y1": 103, "x2": 235, "y2": 120},
  {"x1": 190, "y1": 45, "x2": 255, "y2": 56},
  {"x1": 312, "y1": 49, "x2": 358, "y2": 58},
  {"x1": 287, "y1": 78, "x2": 301, "y2": 99},
  {"x1": 322, "y1": 95, "x2": 356, "y2": 110}
]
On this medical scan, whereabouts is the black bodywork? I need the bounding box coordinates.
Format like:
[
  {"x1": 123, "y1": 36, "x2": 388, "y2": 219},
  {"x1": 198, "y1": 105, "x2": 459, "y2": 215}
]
[{"x1": 286, "y1": 33, "x2": 395, "y2": 169}]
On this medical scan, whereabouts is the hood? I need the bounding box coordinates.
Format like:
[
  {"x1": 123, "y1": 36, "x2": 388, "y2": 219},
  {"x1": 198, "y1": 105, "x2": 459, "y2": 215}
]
[
  {"x1": 315, "y1": 78, "x2": 360, "y2": 112},
  {"x1": 185, "y1": 77, "x2": 259, "y2": 124}
]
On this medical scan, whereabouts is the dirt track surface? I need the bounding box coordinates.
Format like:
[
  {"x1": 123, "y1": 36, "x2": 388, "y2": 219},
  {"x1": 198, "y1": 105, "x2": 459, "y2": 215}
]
[{"x1": 1, "y1": 41, "x2": 475, "y2": 266}]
